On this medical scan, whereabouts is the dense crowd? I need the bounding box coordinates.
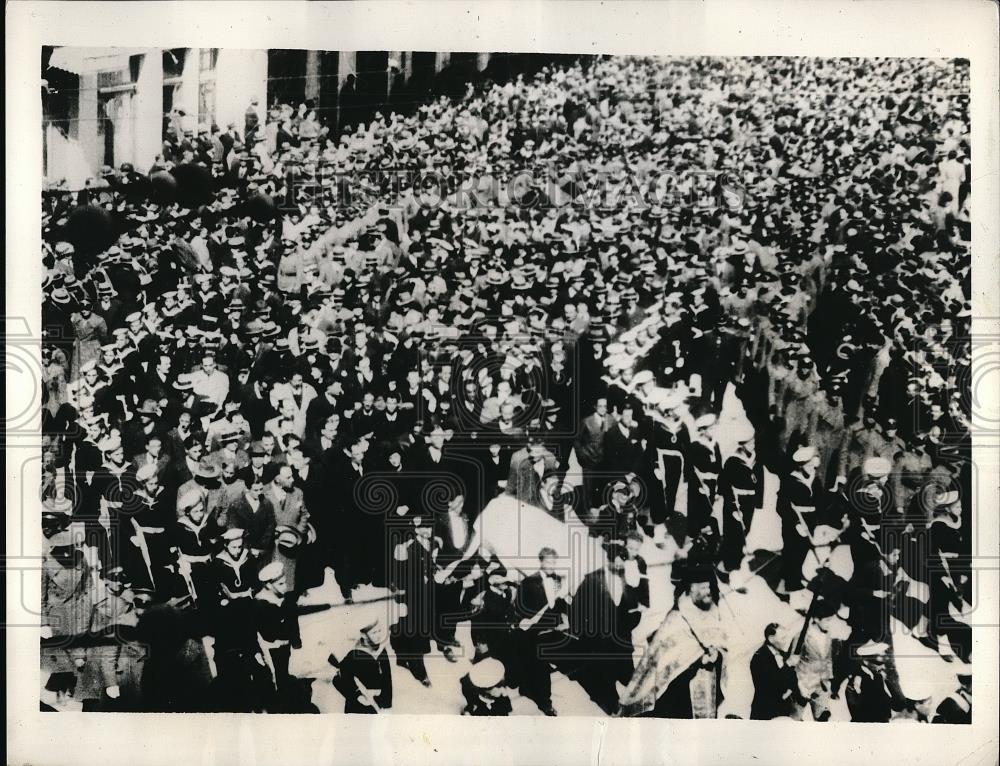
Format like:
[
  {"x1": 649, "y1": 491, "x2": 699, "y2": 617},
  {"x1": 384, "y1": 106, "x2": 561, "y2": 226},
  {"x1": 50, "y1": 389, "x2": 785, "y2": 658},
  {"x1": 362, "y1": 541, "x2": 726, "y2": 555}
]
[{"x1": 40, "y1": 54, "x2": 972, "y2": 721}]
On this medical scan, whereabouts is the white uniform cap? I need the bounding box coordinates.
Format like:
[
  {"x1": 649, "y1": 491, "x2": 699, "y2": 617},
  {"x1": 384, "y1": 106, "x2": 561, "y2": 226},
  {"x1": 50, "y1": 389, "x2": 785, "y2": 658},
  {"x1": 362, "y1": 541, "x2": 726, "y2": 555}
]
[
  {"x1": 178, "y1": 490, "x2": 205, "y2": 512},
  {"x1": 135, "y1": 464, "x2": 157, "y2": 482},
  {"x1": 633, "y1": 370, "x2": 655, "y2": 387},
  {"x1": 258, "y1": 561, "x2": 284, "y2": 583},
  {"x1": 856, "y1": 640, "x2": 890, "y2": 657},
  {"x1": 468, "y1": 658, "x2": 506, "y2": 688},
  {"x1": 792, "y1": 445, "x2": 817, "y2": 464},
  {"x1": 694, "y1": 413, "x2": 717, "y2": 429},
  {"x1": 863, "y1": 456, "x2": 892, "y2": 478}
]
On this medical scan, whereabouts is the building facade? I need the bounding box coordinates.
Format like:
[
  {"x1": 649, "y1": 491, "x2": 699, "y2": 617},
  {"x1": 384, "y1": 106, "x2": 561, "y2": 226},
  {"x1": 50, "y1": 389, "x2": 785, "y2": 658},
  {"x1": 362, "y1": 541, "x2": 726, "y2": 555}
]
[
  {"x1": 43, "y1": 47, "x2": 587, "y2": 185},
  {"x1": 43, "y1": 47, "x2": 485, "y2": 185}
]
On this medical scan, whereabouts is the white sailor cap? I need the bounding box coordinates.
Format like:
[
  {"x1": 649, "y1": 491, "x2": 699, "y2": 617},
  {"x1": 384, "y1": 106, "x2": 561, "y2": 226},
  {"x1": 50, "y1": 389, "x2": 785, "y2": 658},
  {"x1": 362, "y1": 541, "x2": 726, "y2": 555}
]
[
  {"x1": 694, "y1": 413, "x2": 717, "y2": 429},
  {"x1": 178, "y1": 490, "x2": 205, "y2": 513},
  {"x1": 792, "y1": 445, "x2": 817, "y2": 464},
  {"x1": 633, "y1": 370, "x2": 655, "y2": 387},
  {"x1": 856, "y1": 640, "x2": 890, "y2": 657},
  {"x1": 135, "y1": 464, "x2": 157, "y2": 482},
  {"x1": 258, "y1": 561, "x2": 284, "y2": 583},
  {"x1": 468, "y1": 658, "x2": 506, "y2": 689},
  {"x1": 863, "y1": 456, "x2": 892, "y2": 478}
]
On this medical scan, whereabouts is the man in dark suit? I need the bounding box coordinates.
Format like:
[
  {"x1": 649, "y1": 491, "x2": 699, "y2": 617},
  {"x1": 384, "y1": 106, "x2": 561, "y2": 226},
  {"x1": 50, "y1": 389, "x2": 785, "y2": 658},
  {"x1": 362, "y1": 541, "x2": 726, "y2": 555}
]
[
  {"x1": 131, "y1": 432, "x2": 171, "y2": 485},
  {"x1": 750, "y1": 622, "x2": 800, "y2": 719},
  {"x1": 304, "y1": 379, "x2": 341, "y2": 439},
  {"x1": 505, "y1": 435, "x2": 559, "y2": 508},
  {"x1": 349, "y1": 392, "x2": 380, "y2": 442},
  {"x1": 602, "y1": 402, "x2": 647, "y2": 478},
  {"x1": 218, "y1": 122, "x2": 240, "y2": 168},
  {"x1": 237, "y1": 440, "x2": 272, "y2": 488},
  {"x1": 574, "y1": 397, "x2": 614, "y2": 505},
  {"x1": 512, "y1": 547, "x2": 567, "y2": 716},
  {"x1": 480, "y1": 442, "x2": 511, "y2": 509},
  {"x1": 408, "y1": 425, "x2": 474, "y2": 510},
  {"x1": 372, "y1": 391, "x2": 413, "y2": 450}
]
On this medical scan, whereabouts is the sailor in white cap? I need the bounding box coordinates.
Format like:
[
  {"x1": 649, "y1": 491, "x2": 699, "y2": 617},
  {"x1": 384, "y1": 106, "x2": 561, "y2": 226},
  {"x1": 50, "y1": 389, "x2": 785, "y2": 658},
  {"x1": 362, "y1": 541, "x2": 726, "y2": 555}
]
[
  {"x1": 65, "y1": 358, "x2": 106, "y2": 414},
  {"x1": 648, "y1": 387, "x2": 691, "y2": 535},
  {"x1": 83, "y1": 432, "x2": 129, "y2": 567},
  {"x1": 124, "y1": 311, "x2": 145, "y2": 336},
  {"x1": 718, "y1": 419, "x2": 759, "y2": 573},
  {"x1": 687, "y1": 411, "x2": 722, "y2": 536},
  {"x1": 98, "y1": 340, "x2": 123, "y2": 378},
  {"x1": 213, "y1": 528, "x2": 256, "y2": 604},
  {"x1": 777, "y1": 444, "x2": 821, "y2": 594},
  {"x1": 845, "y1": 640, "x2": 898, "y2": 722},
  {"x1": 333, "y1": 616, "x2": 392, "y2": 714},
  {"x1": 862, "y1": 456, "x2": 893, "y2": 481},
  {"x1": 172, "y1": 488, "x2": 220, "y2": 606},
  {"x1": 253, "y1": 561, "x2": 295, "y2": 707},
  {"x1": 631, "y1": 368, "x2": 656, "y2": 401},
  {"x1": 847, "y1": 456, "x2": 896, "y2": 530},
  {"x1": 121, "y1": 463, "x2": 170, "y2": 595},
  {"x1": 461, "y1": 657, "x2": 512, "y2": 716}
]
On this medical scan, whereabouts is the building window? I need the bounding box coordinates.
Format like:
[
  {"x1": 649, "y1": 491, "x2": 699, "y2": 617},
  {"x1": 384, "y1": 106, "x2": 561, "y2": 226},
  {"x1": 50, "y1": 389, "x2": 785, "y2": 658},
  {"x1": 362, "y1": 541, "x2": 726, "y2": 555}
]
[
  {"x1": 200, "y1": 47, "x2": 219, "y2": 73},
  {"x1": 198, "y1": 80, "x2": 217, "y2": 128},
  {"x1": 198, "y1": 48, "x2": 219, "y2": 127},
  {"x1": 97, "y1": 66, "x2": 138, "y2": 169},
  {"x1": 163, "y1": 48, "x2": 186, "y2": 79},
  {"x1": 162, "y1": 49, "x2": 186, "y2": 140},
  {"x1": 98, "y1": 69, "x2": 127, "y2": 89}
]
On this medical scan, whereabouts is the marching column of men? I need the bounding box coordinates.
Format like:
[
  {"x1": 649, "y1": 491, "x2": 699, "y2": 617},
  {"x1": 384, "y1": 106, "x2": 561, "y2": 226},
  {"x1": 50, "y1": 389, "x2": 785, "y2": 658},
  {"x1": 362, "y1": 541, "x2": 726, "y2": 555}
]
[{"x1": 41, "y1": 52, "x2": 971, "y2": 719}]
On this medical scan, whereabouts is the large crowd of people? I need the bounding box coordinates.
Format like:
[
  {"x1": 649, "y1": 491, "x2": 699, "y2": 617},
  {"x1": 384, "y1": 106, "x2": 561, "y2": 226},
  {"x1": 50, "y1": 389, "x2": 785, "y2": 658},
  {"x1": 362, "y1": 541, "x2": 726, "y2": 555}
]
[{"x1": 40, "y1": 54, "x2": 972, "y2": 722}]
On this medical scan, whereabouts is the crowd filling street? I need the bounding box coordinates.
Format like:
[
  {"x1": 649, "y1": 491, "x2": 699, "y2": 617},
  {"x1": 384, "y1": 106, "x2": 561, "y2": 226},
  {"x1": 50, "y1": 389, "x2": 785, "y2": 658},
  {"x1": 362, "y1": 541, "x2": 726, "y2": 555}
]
[{"x1": 40, "y1": 54, "x2": 973, "y2": 722}]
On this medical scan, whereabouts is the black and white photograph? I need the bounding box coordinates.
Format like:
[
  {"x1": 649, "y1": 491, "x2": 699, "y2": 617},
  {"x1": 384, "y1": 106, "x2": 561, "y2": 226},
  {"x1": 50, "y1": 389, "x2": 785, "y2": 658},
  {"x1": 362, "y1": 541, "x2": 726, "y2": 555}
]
[{"x1": 7, "y1": 2, "x2": 1000, "y2": 765}]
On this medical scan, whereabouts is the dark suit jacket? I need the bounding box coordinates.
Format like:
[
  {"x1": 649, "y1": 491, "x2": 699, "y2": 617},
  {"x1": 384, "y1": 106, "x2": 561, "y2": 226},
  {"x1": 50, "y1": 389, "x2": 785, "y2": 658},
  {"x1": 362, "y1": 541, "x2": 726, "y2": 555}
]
[
  {"x1": 846, "y1": 667, "x2": 895, "y2": 723},
  {"x1": 749, "y1": 644, "x2": 797, "y2": 719},
  {"x1": 575, "y1": 413, "x2": 614, "y2": 469},
  {"x1": 226, "y1": 494, "x2": 277, "y2": 552},
  {"x1": 514, "y1": 572, "x2": 565, "y2": 633},
  {"x1": 602, "y1": 422, "x2": 647, "y2": 476}
]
